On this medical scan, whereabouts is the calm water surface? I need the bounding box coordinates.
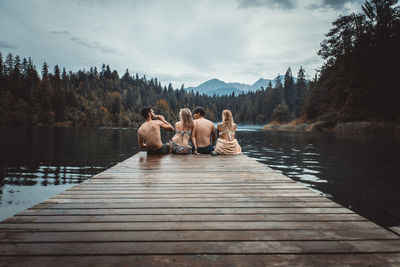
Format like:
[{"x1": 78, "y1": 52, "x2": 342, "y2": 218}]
[{"x1": 1, "y1": 125, "x2": 399, "y2": 228}]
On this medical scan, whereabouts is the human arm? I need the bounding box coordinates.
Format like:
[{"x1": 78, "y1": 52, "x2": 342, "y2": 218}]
[
  {"x1": 191, "y1": 124, "x2": 198, "y2": 154},
  {"x1": 138, "y1": 133, "x2": 146, "y2": 148},
  {"x1": 211, "y1": 124, "x2": 216, "y2": 146},
  {"x1": 156, "y1": 115, "x2": 174, "y2": 131}
]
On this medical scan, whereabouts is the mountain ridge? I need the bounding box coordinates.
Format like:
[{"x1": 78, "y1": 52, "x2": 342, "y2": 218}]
[{"x1": 185, "y1": 75, "x2": 296, "y2": 96}]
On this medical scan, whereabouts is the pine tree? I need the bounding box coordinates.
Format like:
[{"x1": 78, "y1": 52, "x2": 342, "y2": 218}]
[
  {"x1": 295, "y1": 66, "x2": 307, "y2": 117},
  {"x1": 0, "y1": 52, "x2": 3, "y2": 79},
  {"x1": 284, "y1": 67, "x2": 295, "y2": 113},
  {"x1": 42, "y1": 62, "x2": 49, "y2": 80},
  {"x1": 4, "y1": 53, "x2": 13, "y2": 76},
  {"x1": 274, "y1": 74, "x2": 282, "y2": 88}
]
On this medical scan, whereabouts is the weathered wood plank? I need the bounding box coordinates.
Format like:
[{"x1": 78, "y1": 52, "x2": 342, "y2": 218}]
[
  {"x1": 18, "y1": 207, "x2": 355, "y2": 215},
  {"x1": 1, "y1": 229, "x2": 397, "y2": 243},
  {"x1": 68, "y1": 184, "x2": 306, "y2": 189},
  {"x1": 45, "y1": 196, "x2": 325, "y2": 202},
  {"x1": 51, "y1": 194, "x2": 325, "y2": 199},
  {"x1": 0, "y1": 221, "x2": 381, "y2": 231},
  {"x1": 1, "y1": 254, "x2": 399, "y2": 267},
  {"x1": 1, "y1": 240, "x2": 400, "y2": 255},
  {"x1": 4, "y1": 214, "x2": 366, "y2": 223}
]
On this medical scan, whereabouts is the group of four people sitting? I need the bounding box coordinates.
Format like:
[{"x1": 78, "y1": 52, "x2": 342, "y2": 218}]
[{"x1": 138, "y1": 106, "x2": 241, "y2": 155}]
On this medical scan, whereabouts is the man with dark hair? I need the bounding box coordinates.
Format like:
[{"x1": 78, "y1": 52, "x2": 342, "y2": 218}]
[
  {"x1": 138, "y1": 107, "x2": 174, "y2": 155},
  {"x1": 193, "y1": 106, "x2": 216, "y2": 154}
]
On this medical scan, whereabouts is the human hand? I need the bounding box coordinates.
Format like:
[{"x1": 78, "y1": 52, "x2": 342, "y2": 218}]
[
  {"x1": 194, "y1": 149, "x2": 199, "y2": 155},
  {"x1": 157, "y1": 115, "x2": 165, "y2": 120}
]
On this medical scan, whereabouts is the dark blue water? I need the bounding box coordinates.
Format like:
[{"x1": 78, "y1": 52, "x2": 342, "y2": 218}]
[{"x1": 1, "y1": 125, "x2": 399, "y2": 228}]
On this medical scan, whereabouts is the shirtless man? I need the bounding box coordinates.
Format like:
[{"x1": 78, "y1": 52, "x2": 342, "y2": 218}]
[
  {"x1": 138, "y1": 107, "x2": 174, "y2": 155},
  {"x1": 192, "y1": 106, "x2": 216, "y2": 154}
]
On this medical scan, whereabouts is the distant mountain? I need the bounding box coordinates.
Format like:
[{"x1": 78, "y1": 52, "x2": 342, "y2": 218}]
[
  {"x1": 229, "y1": 82, "x2": 251, "y2": 91},
  {"x1": 186, "y1": 79, "x2": 243, "y2": 96},
  {"x1": 186, "y1": 75, "x2": 300, "y2": 96},
  {"x1": 249, "y1": 78, "x2": 272, "y2": 91}
]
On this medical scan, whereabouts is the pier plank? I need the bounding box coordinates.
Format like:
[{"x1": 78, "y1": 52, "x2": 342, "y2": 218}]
[{"x1": 0, "y1": 152, "x2": 399, "y2": 266}]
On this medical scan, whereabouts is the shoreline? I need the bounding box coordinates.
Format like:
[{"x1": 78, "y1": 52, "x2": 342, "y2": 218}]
[{"x1": 263, "y1": 120, "x2": 400, "y2": 134}]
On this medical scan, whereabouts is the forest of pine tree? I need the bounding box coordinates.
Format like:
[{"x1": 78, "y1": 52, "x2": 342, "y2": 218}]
[
  {"x1": 1, "y1": 0, "x2": 398, "y2": 127},
  {"x1": 0, "y1": 51, "x2": 308, "y2": 126},
  {"x1": 303, "y1": 0, "x2": 400, "y2": 123}
]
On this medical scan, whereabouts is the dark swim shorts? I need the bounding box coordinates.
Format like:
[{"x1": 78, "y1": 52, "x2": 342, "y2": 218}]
[
  {"x1": 147, "y1": 144, "x2": 170, "y2": 155},
  {"x1": 197, "y1": 145, "x2": 214, "y2": 154}
]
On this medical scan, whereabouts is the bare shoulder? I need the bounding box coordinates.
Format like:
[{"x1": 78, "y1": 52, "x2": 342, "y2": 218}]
[
  {"x1": 175, "y1": 121, "x2": 182, "y2": 130},
  {"x1": 206, "y1": 119, "x2": 214, "y2": 125},
  {"x1": 153, "y1": 120, "x2": 163, "y2": 127},
  {"x1": 138, "y1": 123, "x2": 145, "y2": 133}
]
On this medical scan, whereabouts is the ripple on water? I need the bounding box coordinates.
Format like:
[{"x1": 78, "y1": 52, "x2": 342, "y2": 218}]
[
  {"x1": 303, "y1": 160, "x2": 319, "y2": 164},
  {"x1": 269, "y1": 164, "x2": 291, "y2": 169},
  {"x1": 303, "y1": 152, "x2": 319, "y2": 156},
  {"x1": 302, "y1": 168, "x2": 320, "y2": 174},
  {"x1": 296, "y1": 174, "x2": 328, "y2": 183}
]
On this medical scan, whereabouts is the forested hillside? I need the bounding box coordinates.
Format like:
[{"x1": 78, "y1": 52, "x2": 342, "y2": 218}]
[
  {"x1": 303, "y1": 0, "x2": 400, "y2": 123},
  {"x1": 0, "y1": 52, "x2": 308, "y2": 126}
]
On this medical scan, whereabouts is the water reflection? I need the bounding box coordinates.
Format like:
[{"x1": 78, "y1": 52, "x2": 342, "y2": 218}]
[
  {"x1": 1, "y1": 125, "x2": 400, "y2": 228},
  {"x1": 0, "y1": 126, "x2": 140, "y2": 221},
  {"x1": 237, "y1": 128, "x2": 400, "y2": 227}
]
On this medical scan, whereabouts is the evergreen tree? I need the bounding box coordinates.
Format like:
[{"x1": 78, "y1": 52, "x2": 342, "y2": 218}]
[
  {"x1": 4, "y1": 53, "x2": 13, "y2": 76},
  {"x1": 42, "y1": 62, "x2": 49, "y2": 80},
  {"x1": 305, "y1": 0, "x2": 400, "y2": 121},
  {"x1": 283, "y1": 67, "x2": 295, "y2": 113},
  {"x1": 295, "y1": 66, "x2": 307, "y2": 117}
]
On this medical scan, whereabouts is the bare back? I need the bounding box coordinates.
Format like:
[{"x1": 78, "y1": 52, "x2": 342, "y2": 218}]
[
  {"x1": 138, "y1": 120, "x2": 163, "y2": 150},
  {"x1": 194, "y1": 118, "x2": 215, "y2": 147},
  {"x1": 171, "y1": 121, "x2": 194, "y2": 147}
]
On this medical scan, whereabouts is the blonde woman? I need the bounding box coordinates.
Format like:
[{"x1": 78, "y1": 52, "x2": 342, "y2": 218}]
[
  {"x1": 215, "y1": 110, "x2": 241, "y2": 155},
  {"x1": 170, "y1": 108, "x2": 198, "y2": 154}
]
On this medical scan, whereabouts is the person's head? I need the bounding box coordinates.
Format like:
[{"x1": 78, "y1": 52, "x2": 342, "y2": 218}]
[
  {"x1": 193, "y1": 106, "x2": 206, "y2": 119},
  {"x1": 141, "y1": 107, "x2": 154, "y2": 120},
  {"x1": 179, "y1": 108, "x2": 194, "y2": 130},
  {"x1": 222, "y1": 109, "x2": 234, "y2": 131}
]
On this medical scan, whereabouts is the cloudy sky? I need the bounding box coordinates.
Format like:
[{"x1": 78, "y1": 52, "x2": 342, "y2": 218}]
[{"x1": 0, "y1": 0, "x2": 363, "y2": 87}]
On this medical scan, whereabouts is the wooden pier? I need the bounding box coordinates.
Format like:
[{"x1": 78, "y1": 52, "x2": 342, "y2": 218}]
[{"x1": 0, "y1": 152, "x2": 399, "y2": 266}]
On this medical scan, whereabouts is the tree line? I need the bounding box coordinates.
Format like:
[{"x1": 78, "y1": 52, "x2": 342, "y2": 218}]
[
  {"x1": 0, "y1": 51, "x2": 308, "y2": 126},
  {"x1": 303, "y1": 0, "x2": 400, "y2": 123},
  {"x1": 2, "y1": 0, "x2": 396, "y2": 126}
]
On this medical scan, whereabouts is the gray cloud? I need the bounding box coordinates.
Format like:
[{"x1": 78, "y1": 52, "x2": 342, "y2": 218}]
[
  {"x1": 237, "y1": 0, "x2": 297, "y2": 10},
  {"x1": 0, "y1": 0, "x2": 351, "y2": 87},
  {"x1": 69, "y1": 37, "x2": 116, "y2": 54},
  {"x1": 0, "y1": 40, "x2": 17, "y2": 49},
  {"x1": 50, "y1": 29, "x2": 116, "y2": 54},
  {"x1": 308, "y1": 0, "x2": 364, "y2": 11},
  {"x1": 50, "y1": 30, "x2": 71, "y2": 35}
]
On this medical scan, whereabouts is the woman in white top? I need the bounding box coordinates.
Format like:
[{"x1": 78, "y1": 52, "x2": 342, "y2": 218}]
[{"x1": 215, "y1": 109, "x2": 241, "y2": 155}]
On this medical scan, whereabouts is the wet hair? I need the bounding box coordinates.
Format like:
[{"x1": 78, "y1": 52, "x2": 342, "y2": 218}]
[
  {"x1": 141, "y1": 107, "x2": 152, "y2": 119},
  {"x1": 221, "y1": 109, "x2": 234, "y2": 132},
  {"x1": 179, "y1": 108, "x2": 194, "y2": 130},
  {"x1": 193, "y1": 106, "x2": 206, "y2": 117}
]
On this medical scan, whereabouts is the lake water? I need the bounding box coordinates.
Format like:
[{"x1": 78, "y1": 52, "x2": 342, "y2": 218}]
[{"x1": 1, "y1": 125, "x2": 399, "y2": 228}]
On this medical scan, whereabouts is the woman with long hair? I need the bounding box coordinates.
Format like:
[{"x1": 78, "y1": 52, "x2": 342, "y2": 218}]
[
  {"x1": 170, "y1": 108, "x2": 198, "y2": 154},
  {"x1": 215, "y1": 109, "x2": 241, "y2": 154}
]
